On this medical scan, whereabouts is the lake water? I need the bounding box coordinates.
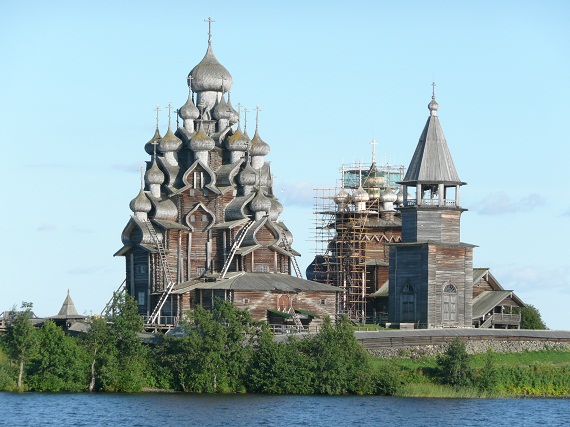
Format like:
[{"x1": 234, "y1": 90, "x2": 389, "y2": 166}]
[{"x1": 1, "y1": 393, "x2": 569, "y2": 426}]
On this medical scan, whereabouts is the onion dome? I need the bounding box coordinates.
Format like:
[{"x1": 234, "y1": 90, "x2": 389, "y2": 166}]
[
  {"x1": 189, "y1": 129, "x2": 215, "y2": 152},
  {"x1": 380, "y1": 186, "x2": 397, "y2": 203},
  {"x1": 179, "y1": 90, "x2": 199, "y2": 121},
  {"x1": 159, "y1": 126, "x2": 182, "y2": 153},
  {"x1": 249, "y1": 129, "x2": 270, "y2": 157},
  {"x1": 130, "y1": 189, "x2": 152, "y2": 214},
  {"x1": 396, "y1": 188, "x2": 404, "y2": 205},
  {"x1": 144, "y1": 128, "x2": 162, "y2": 155},
  {"x1": 213, "y1": 94, "x2": 232, "y2": 121},
  {"x1": 353, "y1": 186, "x2": 370, "y2": 203},
  {"x1": 334, "y1": 188, "x2": 350, "y2": 205},
  {"x1": 268, "y1": 197, "x2": 284, "y2": 221},
  {"x1": 225, "y1": 128, "x2": 250, "y2": 152},
  {"x1": 364, "y1": 174, "x2": 386, "y2": 188},
  {"x1": 428, "y1": 95, "x2": 439, "y2": 116},
  {"x1": 250, "y1": 189, "x2": 271, "y2": 213},
  {"x1": 154, "y1": 199, "x2": 178, "y2": 221},
  {"x1": 226, "y1": 92, "x2": 239, "y2": 125},
  {"x1": 145, "y1": 160, "x2": 164, "y2": 186},
  {"x1": 238, "y1": 161, "x2": 256, "y2": 186},
  {"x1": 189, "y1": 44, "x2": 233, "y2": 93}
]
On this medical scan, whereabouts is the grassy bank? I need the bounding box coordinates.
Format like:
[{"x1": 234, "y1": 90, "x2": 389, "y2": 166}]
[{"x1": 370, "y1": 348, "x2": 570, "y2": 398}]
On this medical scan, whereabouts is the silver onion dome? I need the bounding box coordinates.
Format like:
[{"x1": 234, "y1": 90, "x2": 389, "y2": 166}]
[
  {"x1": 268, "y1": 196, "x2": 284, "y2": 221},
  {"x1": 213, "y1": 94, "x2": 232, "y2": 121},
  {"x1": 159, "y1": 126, "x2": 182, "y2": 153},
  {"x1": 334, "y1": 188, "x2": 350, "y2": 205},
  {"x1": 428, "y1": 96, "x2": 439, "y2": 116},
  {"x1": 130, "y1": 189, "x2": 152, "y2": 213},
  {"x1": 225, "y1": 128, "x2": 250, "y2": 152},
  {"x1": 249, "y1": 129, "x2": 270, "y2": 157},
  {"x1": 226, "y1": 92, "x2": 239, "y2": 125},
  {"x1": 380, "y1": 186, "x2": 397, "y2": 203},
  {"x1": 250, "y1": 189, "x2": 271, "y2": 213},
  {"x1": 145, "y1": 160, "x2": 164, "y2": 186},
  {"x1": 238, "y1": 161, "x2": 256, "y2": 186},
  {"x1": 189, "y1": 44, "x2": 233, "y2": 93},
  {"x1": 179, "y1": 91, "x2": 200, "y2": 120},
  {"x1": 144, "y1": 128, "x2": 162, "y2": 155},
  {"x1": 353, "y1": 186, "x2": 370, "y2": 203},
  {"x1": 396, "y1": 188, "x2": 404, "y2": 205},
  {"x1": 154, "y1": 199, "x2": 178, "y2": 221},
  {"x1": 189, "y1": 129, "x2": 215, "y2": 152}
]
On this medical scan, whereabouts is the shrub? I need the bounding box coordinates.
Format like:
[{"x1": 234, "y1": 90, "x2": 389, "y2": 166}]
[{"x1": 436, "y1": 337, "x2": 472, "y2": 387}]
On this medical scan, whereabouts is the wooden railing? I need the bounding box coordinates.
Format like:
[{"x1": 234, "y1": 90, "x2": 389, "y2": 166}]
[{"x1": 269, "y1": 324, "x2": 319, "y2": 335}]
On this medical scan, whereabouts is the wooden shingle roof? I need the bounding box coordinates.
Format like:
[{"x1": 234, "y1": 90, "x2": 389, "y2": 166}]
[{"x1": 401, "y1": 98, "x2": 463, "y2": 185}]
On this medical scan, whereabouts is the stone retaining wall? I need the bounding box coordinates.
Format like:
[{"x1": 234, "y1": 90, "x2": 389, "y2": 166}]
[{"x1": 366, "y1": 340, "x2": 570, "y2": 358}]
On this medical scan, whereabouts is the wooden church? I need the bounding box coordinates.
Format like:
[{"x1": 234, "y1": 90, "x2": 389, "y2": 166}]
[
  {"x1": 115, "y1": 21, "x2": 340, "y2": 330},
  {"x1": 308, "y1": 90, "x2": 524, "y2": 328}
]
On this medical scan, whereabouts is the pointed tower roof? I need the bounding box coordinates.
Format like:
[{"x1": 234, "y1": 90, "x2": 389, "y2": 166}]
[
  {"x1": 401, "y1": 91, "x2": 463, "y2": 185},
  {"x1": 57, "y1": 290, "x2": 79, "y2": 316}
]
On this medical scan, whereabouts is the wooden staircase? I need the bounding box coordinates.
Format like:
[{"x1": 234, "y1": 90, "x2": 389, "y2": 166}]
[
  {"x1": 101, "y1": 279, "x2": 126, "y2": 317},
  {"x1": 220, "y1": 220, "x2": 254, "y2": 279},
  {"x1": 282, "y1": 233, "x2": 302, "y2": 278},
  {"x1": 145, "y1": 221, "x2": 176, "y2": 325}
]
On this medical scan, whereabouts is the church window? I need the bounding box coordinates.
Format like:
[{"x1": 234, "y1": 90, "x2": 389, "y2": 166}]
[
  {"x1": 443, "y1": 283, "x2": 457, "y2": 322},
  {"x1": 320, "y1": 298, "x2": 327, "y2": 305},
  {"x1": 202, "y1": 214, "x2": 208, "y2": 222},
  {"x1": 401, "y1": 284, "x2": 415, "y2": 322},
  {"x1": 257, "y1": 264, "x2": 269, "y2": 273},
  {"x1": 190, "y1": 215, "x2": 196, "y2": 222},
  {"x1": 189, "y1": 189, "x2": 195, "y2": 196},
  {"x1": 193, "y1": 171, "x2": 205, "y2": 189},
  {"x1": 137, "y1": 291, "x2": 145, "y2": 306},
  {"x1": 243, "y1": 298, "x2": 249, "y2": 304},
  {"x1": 135, "y1": 265, "x2": 146, "y2": 274}
]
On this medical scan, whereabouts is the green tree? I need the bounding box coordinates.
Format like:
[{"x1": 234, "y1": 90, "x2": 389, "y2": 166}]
[
  {"x1": 82, "y1": 316, "x2": 111, "y2": 392},
  {"x1": 476, "y1": 347, "x2": 499, "y2": 393},
  {"x1": 310, "y1": 316, "x2": 373, "y2": 395},
  {"x1": 436, "y1": 337, "x2": 472, "y2": 387},
  {"x1": 99, "y1": 292, "x2": 147, "y2": 392},
  {"x1": 247, "y1": 326, "x2": 315, "y2": 394},
  {"x1": 0, "y1": 347, "x2": 17, "y2": 391},
  {"x1": 5, "y1": 302, "x2": 38, "y2": 390},
  {"x1": 153, "y1": 299, "x2": 261, "y2": 393},
  {"x1": 517, "y1": 304, "x2": 547, "y2": 330},
  {"x1": 27, "y1": 320, "x2": 88, "y2": 392}
]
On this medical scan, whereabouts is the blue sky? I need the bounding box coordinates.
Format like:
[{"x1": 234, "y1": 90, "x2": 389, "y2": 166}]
[{"x1": 2, "y1": 1, "x2": 569, "y2": 328}]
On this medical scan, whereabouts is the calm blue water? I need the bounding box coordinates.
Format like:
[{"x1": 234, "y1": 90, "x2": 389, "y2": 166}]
[{"x1": 1, "y1": 393, "x2": 569, "y2": 426}]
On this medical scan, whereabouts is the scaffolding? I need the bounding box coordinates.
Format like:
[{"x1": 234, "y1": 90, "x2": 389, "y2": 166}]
[{"x1": 311, "y1": 162, "x2": 405, "y2": 323}]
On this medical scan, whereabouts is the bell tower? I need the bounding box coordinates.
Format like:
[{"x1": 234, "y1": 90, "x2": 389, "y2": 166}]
[{"x1": 388, "y1": 86, "x2": 475, "y2": 328}]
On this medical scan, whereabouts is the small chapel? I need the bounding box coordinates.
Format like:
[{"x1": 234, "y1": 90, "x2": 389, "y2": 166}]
[{"x1": 115, "y1": 20, "x2": 340, "y2": 330}]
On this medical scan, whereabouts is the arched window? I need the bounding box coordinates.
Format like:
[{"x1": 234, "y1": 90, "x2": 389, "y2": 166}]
[
  {"x1": 401, "y1": 284, "x2": 415, "y2": 322},
  {"x1": 443, "y1": 283, "x2": 457, "y2": 322}
]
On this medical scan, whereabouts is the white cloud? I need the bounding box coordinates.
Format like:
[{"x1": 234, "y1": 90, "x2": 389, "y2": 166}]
[
  {"x1": 493, "y1": 264, "x2": 570, "y2": 294},
  {"x1": 471, "y1": 192, "x2": 546, "y2": 215},
  {"x1": 112, "y1": 162, "x2": 144, "y2": 173},
  {"x1": 274, "y1": 180, "x2": 324, "y2": 208},
  {"x1": 37, "y1": 223, "x2": 57, "y2": 232}
]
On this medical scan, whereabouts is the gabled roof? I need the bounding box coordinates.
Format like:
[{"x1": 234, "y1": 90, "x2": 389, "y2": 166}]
[
  {"x1": 172, "y1": 272, "x2": 342, "y2": 294},
  {"x1": 472, "y1": 290, "x2": 513, "y2": 318},
  {"x1": 402, "y1": 97, "x2": 462, "y2": 185}
]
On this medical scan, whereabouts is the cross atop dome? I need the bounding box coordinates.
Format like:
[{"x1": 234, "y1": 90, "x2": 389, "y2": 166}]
[{"x1": 205, "y1": 17, "x2": 215, "y2": 45}]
